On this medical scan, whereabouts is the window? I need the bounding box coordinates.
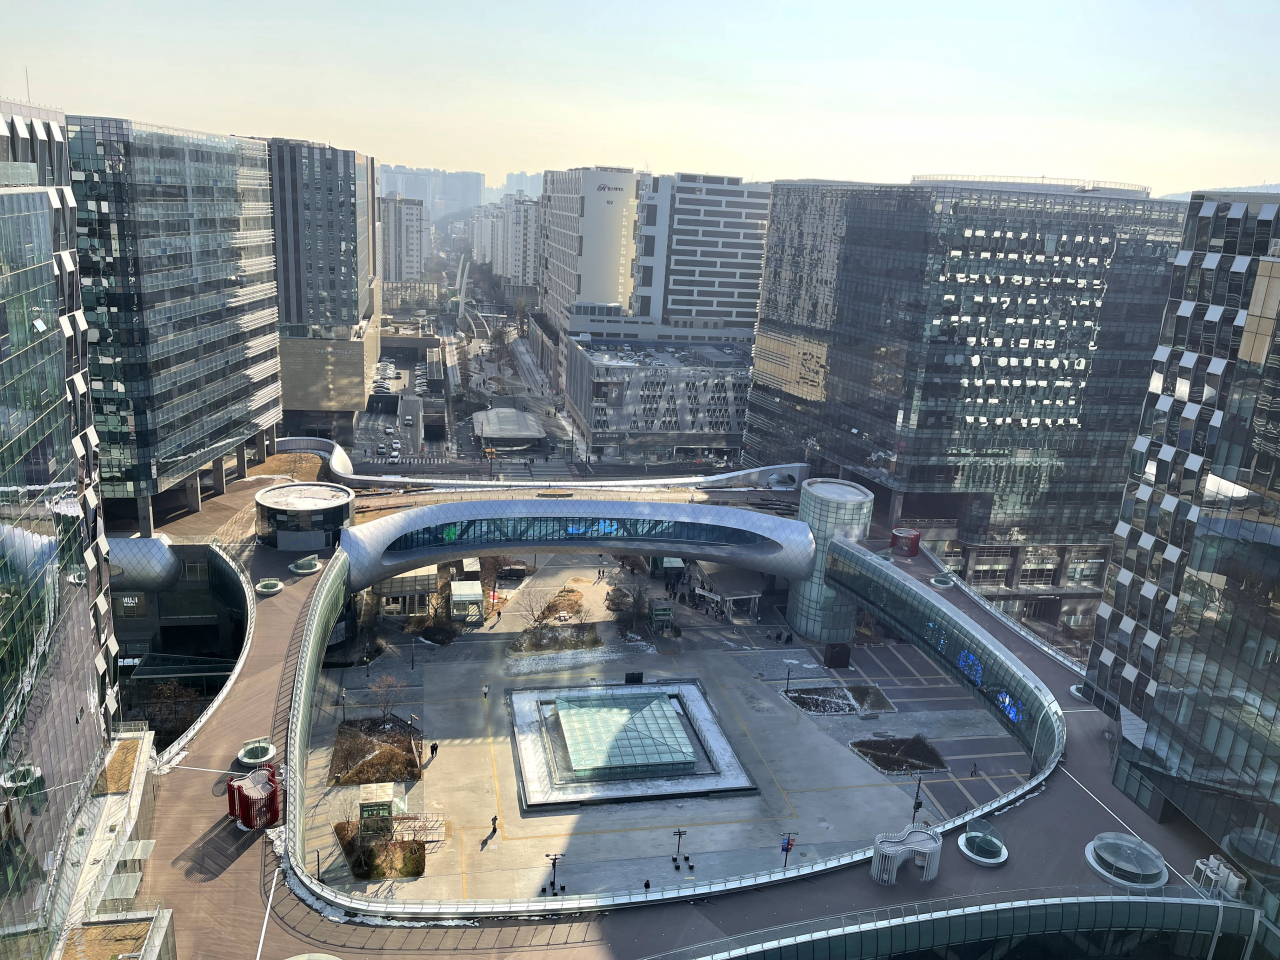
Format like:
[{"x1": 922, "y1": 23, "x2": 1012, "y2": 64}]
[
  {"x1": 181, "y1": 560, "x2": 208, "y2": 581},
  {"x1": 645, "y1": 204, "x2": 658, "y2": 227},
  {"x1": 639, "y1": 266, "x2": 653, "y2": 288},
  {"x1": 642, "y1": 234, "x2": 656, "y2": 258}
]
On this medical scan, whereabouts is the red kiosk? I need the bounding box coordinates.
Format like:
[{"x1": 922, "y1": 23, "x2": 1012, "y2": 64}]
[{"x1": 226, "y1": 763, "x2": 280, "y2": 829}]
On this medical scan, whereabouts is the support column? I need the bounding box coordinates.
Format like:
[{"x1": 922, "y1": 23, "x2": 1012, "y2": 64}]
[
  {"x1": 888, "y1": 489, "x2": 904, "y2": 526},
  {"x1": 211, "y1": 456, "x2": 227, "y2": 495},
  {"x1": 184, "y1": 472, "x2": 202, "y2": 514},
  {"x1": 255, "y1": 430, "x2": 268, "y2": 463},
  {"x1": 137, "y1": 496, "x2": 154, "y2": 538},
  {"x1": 1052, "y1": 546, "x2": 1073, "y2": 588},
  {"x1": 961, "y1": 546, "x2": 978, "y2": 582},
  {"x1": 235, "y1": 441, "x2": 248, "y2": 479},
  {"x1": 1006, "y1": 546, "x2": 1025, "y2": 591},
  {"x1": 266, "y1": 424, "x2": 277, "y2": 457}
]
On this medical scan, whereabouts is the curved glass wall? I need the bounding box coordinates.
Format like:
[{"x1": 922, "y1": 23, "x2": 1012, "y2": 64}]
[
  {"x1": 387, "y1": 516, "x2": 767, "y2": 553},
  {"x1": 826, "y1": 538, "x2": 1061, "y2": 774},
  {"x1": 255, "y1": 501, "x2": 350, "y2": 549}
]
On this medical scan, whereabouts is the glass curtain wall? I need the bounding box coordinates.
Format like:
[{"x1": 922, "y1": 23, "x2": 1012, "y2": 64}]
[
  {"x1": 67, "y1": 117, "x2": 281, "y2": 501},
  {"x1": 1085, "y1": 194, "x2": 1280, "y2": 917},
  {"x1": 0, "y1": 103, "x2": 114, "y2": 959}
]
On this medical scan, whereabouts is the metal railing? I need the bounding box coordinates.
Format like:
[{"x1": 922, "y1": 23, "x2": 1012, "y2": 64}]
[
  {"x1": 280, "y1": 537, "x2": 1068, "y2": 917},
  {"x1": 155, "y1": 541, "x2": 257, "y2": 766},
  {"x1": 639, "y1": 886, "x2": 1239, "y2": 960},
  {"x1": 919, "y1": 544, "x2": 1086, "y2": 677}
]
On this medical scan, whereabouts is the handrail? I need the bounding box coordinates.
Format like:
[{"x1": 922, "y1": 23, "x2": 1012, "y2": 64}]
[
  {"x1": 279, "y1": 530, "x2": 1069, "y2": 917},
  {"x1": 918, "y1": 544, "x2": 1086, "y2": 677},
  {"x1": 638, "y1": 885, "x2": 1241, "y2": 960},
  {"x1": 154, "y1": 541, "x2": 258, "y2": 766}
]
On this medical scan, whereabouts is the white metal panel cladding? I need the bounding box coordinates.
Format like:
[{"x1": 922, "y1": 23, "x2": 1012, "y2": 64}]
[{"x1": 340, "y1": 497, "x2": 817, "y2": 590}]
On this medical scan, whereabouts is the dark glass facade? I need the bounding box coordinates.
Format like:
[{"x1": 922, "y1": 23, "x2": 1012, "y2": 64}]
[
  {"x1": 68, "y1": 117, "x2": 282, "y2": 503},
  {"x1": 0, "y1": 102, "x2": 115, "y2": 955},
  {"x1": 267, "y1": 139, "x2": 377, "y2": 335},
  {"x1": 746, "y1": 177, "x2": 1185, "y2": 627},
  {"x1": 1084, "y1": 194, "x2": 1280, "y2": 915}
]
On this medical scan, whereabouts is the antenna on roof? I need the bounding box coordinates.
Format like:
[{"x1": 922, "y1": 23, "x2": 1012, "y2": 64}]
[{"x1": 25, "y1": 67, "x2": 30, "y2": 102}]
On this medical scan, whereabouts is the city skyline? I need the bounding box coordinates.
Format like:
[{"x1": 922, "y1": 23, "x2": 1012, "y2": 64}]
[{"x1": 1, "y1": 1, "x2": 1276, "y2": 197}]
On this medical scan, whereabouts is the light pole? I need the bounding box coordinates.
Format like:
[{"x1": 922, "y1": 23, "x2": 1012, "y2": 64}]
[
  {"x1": 913, "y1": 775, "x2": 924, "y2": 822},
  {"x1": 340, "y1": 689, "x2": 346, "y2": 724},
  {"x1": 781, "y1": 832, "x2": 797, "y2": 869},
  {"x1": 546, "y1": 853, "x2": 564, "y2": 895},
  {"x1": 672, "y1": 828, "x2": 687, "y2": 859}
]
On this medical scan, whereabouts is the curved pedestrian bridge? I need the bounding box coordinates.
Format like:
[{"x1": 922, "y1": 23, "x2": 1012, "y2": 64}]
[{"x1": 340, "y1": 497, "x2": 817, "y2": 590}]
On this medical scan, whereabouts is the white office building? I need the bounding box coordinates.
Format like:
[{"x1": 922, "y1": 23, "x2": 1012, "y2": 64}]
[
  {"x1": 379, "y1": 192, "x2": 424, "y2": 281},
  {"x1": 630, "y1": 173, "x2": 771, "y2": 345}
]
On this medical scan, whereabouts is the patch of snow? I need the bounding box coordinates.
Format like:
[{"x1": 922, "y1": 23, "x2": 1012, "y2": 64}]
[
  {"x1": 151, "y1": 750, "x2": 187, "y2": 776},
  {"x1": 625, "y1": 640, "x2": 658, "y2": 654},
  {"x1": 722, "y1": 641, "x2": 742, "y2": 649},
  {"x1": 802, "y1": 663, "x2": 822, "y2": 669},
  {"x1": 506, "y1": 648, "x2": 624, "y2": 675},
  {"x1": 783, "y1": 659, "x2": 801, "y2": 664}
]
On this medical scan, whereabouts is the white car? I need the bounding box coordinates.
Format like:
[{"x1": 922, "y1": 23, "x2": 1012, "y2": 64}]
[
  {"x1": 384, "y1": 427, "x2": 394, "y2": 435},
  {"x1": 392, "y1": 440, "x2": 401, "y2": 450}
]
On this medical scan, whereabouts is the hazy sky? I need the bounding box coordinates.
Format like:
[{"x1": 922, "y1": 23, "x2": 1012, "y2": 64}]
[{"x1": 4, "y1": 0, "x2": 1277, "y2": 196}]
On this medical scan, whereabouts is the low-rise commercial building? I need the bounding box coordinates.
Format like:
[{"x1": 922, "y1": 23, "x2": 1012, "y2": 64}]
[{"x1": 564, "y1": 338, "x2": 750, "y2": 460}]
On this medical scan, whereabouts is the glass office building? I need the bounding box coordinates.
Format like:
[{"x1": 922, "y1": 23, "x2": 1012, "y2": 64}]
[
  {"x1": 1085, "y1": 194, "x2": 1280, "y2": 914},
  {"x1": 68, "y1": 117, "x2": 282, "y2": 533},
  {"x1": 0, "y1": 101, "x2": 116, "y2": 956},
  {"x1": 746, "y1": 176, "x2": 1185, "y2": 630}
]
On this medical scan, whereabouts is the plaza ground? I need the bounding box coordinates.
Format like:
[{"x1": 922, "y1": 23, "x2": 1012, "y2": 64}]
[{"x1": 300, "y1": 553, "x2": 1024, "y2": 901}]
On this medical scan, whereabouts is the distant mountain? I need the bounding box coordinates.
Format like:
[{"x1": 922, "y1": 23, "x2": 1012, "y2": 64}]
[{"x1": 1160, "y1": 184, "x2": 1280, "y2": 200}]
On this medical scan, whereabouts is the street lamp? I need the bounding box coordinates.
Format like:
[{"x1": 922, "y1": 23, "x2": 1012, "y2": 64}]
[
  {"x1": 340, "y1": 688, "x2": 346, "y2": 724},
  {"x1": 672, "y1": 828, "x2": 687, "y2": 859},
  {"x1": 780, "y1": 832, "x2": 797, "y2": 868},
  {"x1": 546, "y1": 853, "x2": 564, "y2": 895}
]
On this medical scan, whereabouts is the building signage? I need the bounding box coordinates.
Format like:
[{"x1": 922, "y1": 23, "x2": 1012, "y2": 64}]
[{"x1": 596, "y1": 184, "x2": 624, "y2": 192}]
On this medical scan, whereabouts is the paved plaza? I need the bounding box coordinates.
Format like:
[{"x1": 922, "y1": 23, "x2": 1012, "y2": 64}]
[{"x1": 301, "y1": 553, "x2": 1024, "y2": 901}]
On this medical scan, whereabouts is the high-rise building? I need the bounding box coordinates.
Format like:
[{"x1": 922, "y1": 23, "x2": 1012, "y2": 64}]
[
  {"x1": 468, "y1": 202, "x2": 503, "y2": 270},
  {"x1": 630, "y1": 173, "x2": 770, "y2": 346},
  {"x1": 0, "y1": 99, "x2": 118, "y2": 954},
  {"x1": 268, "y1": 139, "x2": 380, "y2": 444},
  {"x1": 70, "y1": 116, "x2": 283, "y2": 535},
  {"x1": 379, "y1": 192, "x2": 423, "y2": 282},
  {"x1": 485, "y1": 170, "x2": 541, "y2": 203},
  {"x1": 1085, "y1": 194, "x2": 1280, "y2": 902},
  {"x1": 747, "y1": 176, "x2": 1186, "y2": 631},
  {"x1": 537, "y1": 166, "x2": 644, "y2": 388},
  {"x1": 498, "y1": 191, "x2": 542, "y2": 290},
  {"x1": 379, "y1": 164, "x2": 484, "y2": 219}
]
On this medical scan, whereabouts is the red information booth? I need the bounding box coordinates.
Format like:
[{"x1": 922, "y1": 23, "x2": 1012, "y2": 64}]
[
  {"x1": 227, "y1": 763, "x2": 280, "y2": 829},
  {"x1": 891, "y1": 527, "x2": 922, "y2": 558}
]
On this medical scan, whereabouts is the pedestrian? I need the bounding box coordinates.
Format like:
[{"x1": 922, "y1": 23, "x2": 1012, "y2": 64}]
[
  {"x1": 431, "y1": 741, "x2": 439, "y2": 758},
  {"x1": 786, "y1": 633, "x2": 793, "y2": 645},
  {"x1": 483, "y1": 684, "x2": 489, "y2": 699},
  {"x1": 970, "y1": 763, "x2": 978, "y2": 778},
  {"x1": 492, "y1": 814, "x2": 499, "y2": 830},
  {"x1": 496, "y1": 610, "x2": 502, "y2": 623}
]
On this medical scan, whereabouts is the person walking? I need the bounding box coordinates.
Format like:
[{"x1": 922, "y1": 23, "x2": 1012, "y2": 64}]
[
  {"x1": 431, "y1": 742, "x2": 439, "y2": 758},
  {"x1": 970, "y1": 763, "x2": 978, "y2": 778},
  {"x1": 483, "y1": 684, "x2": 490, "y2": 699}
]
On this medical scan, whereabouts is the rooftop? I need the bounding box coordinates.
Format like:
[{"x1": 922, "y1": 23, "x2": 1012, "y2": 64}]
[
  {"x1": 255, "y1": 482, "x2": 355, "y2": 512},
  {"x1": 580, "y1": 340, "x2": 751, "y2": 371},
  {"x1": 472, "y1": 408, "x2": 547, "y2": 440}
]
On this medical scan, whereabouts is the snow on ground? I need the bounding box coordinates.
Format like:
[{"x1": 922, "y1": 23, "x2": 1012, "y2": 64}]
[{"x1": 505, "y1": 647, "x2": 625, "y2": 675}]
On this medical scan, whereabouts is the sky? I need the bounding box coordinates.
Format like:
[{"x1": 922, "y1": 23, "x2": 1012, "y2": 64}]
[{"x1": 4, "y1": 0, "x2": 1277, "y2": 197}]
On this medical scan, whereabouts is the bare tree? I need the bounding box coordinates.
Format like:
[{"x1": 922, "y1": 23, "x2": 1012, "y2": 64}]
[
  {"x1": 369, "y1": 674, "x2": 406, "y2": 721},
  {"x1": 510, "y1": 588, "x2": 552, "y2": 643},
  {"x1": 613, "y1": 567, "x2": 651, "y2": 634}
]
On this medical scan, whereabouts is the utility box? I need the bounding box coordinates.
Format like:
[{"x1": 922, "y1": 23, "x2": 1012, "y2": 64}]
[
  {"x1": 625, "y1": 672, "x2": 644, "y2": 684},
  {"x1": 824, "y1": 643, "x2": 852, "y2": 669}
]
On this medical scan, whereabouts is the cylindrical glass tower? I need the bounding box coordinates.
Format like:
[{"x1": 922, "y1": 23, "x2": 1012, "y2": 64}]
[{"x1": 787, "y1": 478, "x2": 874, "y2": 642}]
